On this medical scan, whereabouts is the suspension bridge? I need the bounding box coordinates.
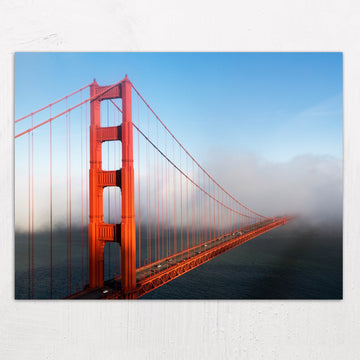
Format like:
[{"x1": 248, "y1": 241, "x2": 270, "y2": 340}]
[{"x1": 15, "y1": 75, "x2": 293, "y2": 299}]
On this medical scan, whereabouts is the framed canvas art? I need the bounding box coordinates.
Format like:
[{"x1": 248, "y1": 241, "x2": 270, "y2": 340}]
[{"x1": 14, "y1": 52, "x2": 342, "y2": 300}]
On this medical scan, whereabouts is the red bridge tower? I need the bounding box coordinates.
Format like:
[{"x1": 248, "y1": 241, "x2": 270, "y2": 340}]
[{"x1": 88, "y1": 76, "x2": 136, "y2": 298}]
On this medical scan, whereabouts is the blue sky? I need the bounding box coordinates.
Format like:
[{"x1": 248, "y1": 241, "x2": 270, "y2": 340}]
[
  {"x1": 15, "y1": 52, "x2": 343, "y2": 163},
  {"x1": 14, "y1": 53, "x2": 343, "y2": 228}
]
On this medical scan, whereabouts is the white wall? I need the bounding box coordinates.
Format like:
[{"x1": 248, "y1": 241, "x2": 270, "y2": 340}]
[{"x1": 1, "y1": 1, "x2": 359, "y2": 359}]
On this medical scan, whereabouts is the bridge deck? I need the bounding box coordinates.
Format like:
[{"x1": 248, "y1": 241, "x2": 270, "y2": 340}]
[{"x1": 68, "y1": 217, "x2": 292, "y2": 299}]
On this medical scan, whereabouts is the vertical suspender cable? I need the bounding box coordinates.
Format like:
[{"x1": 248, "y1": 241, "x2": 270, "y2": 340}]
[
  {"x1": 31, "y1": 115, "x2": 34, "y2": 298},
  {"x1": 198, "y1": 166, "x2": 201, "y2": 245},
  {"x1": 180, "y1": 147, "x2": 183, "y2": 253},
  {"x1": 66, "y1": 98, "x2": 69, "y2": 296},
  {"x1": 137, "y1": 96, "x2": 141, "y2": 268},
  {"x1": 213, "y1": 182, "x2": 216, "y2": 240},
  {"x1": 192, "y1": 162, "x2": 195, "y2": 247},
  {"x1": 161, "y1": 137, "x2": 164, "y2": 260},
  {"x1": 186, "y1": 155, "x2": 189, "y2": 256},
  {"x1": 173, "y1": 139, "x2": 176, "y2": 255},
  {"x1": 146, "y1": 108, "x2": 150, "y2": 263},
  {"x1": 69, "y1": 109, "x2": 72, "y2": 293},
  {"x1": 154, "y1": 142, "x2": 157, "y2": 261},
  {"x1": 80, "y1": 92, "x2": 84, "y2": 288},
  {"x1": 85, "y1": 98, "x2": 89, "y2": 284},
  {"x1": 49, "y1": 106, "x2": 53, "y2": 299},
  {"x1": 157, "y1": 121, "x2": 160, "y2": 260},
  {"x1": 165, "y1": 131, "x2": 168, "y2": 257},
  {"x1": 28, "y1": 128, "x2": 31, "y2": 299},
  {"x1": 217, "y1": 187, "x2": 220, "y2": 237}
]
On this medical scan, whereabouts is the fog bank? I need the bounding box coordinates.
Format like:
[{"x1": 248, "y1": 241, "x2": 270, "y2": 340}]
[{"x1": 204, "y1": 150, "x2": 342, "y2": 225}]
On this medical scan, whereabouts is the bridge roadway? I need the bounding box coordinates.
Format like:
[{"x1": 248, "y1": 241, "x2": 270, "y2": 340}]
[{"x1": 68, "y1": 217, "x2": 291, "y2": 299}]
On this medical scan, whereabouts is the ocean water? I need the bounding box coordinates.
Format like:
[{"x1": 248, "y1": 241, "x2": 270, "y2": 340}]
[
  {"x1": 15, "y1": 218, "x2": 342, "y2": 299},
  {"x1": 142, "y1": 218, "x2": 342, "y2": 299}
]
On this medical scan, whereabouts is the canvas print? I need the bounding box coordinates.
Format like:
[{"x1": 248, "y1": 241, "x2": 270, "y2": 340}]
[{"x1": 15, "y1": 53, "x2": 343, "y2": 299}]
